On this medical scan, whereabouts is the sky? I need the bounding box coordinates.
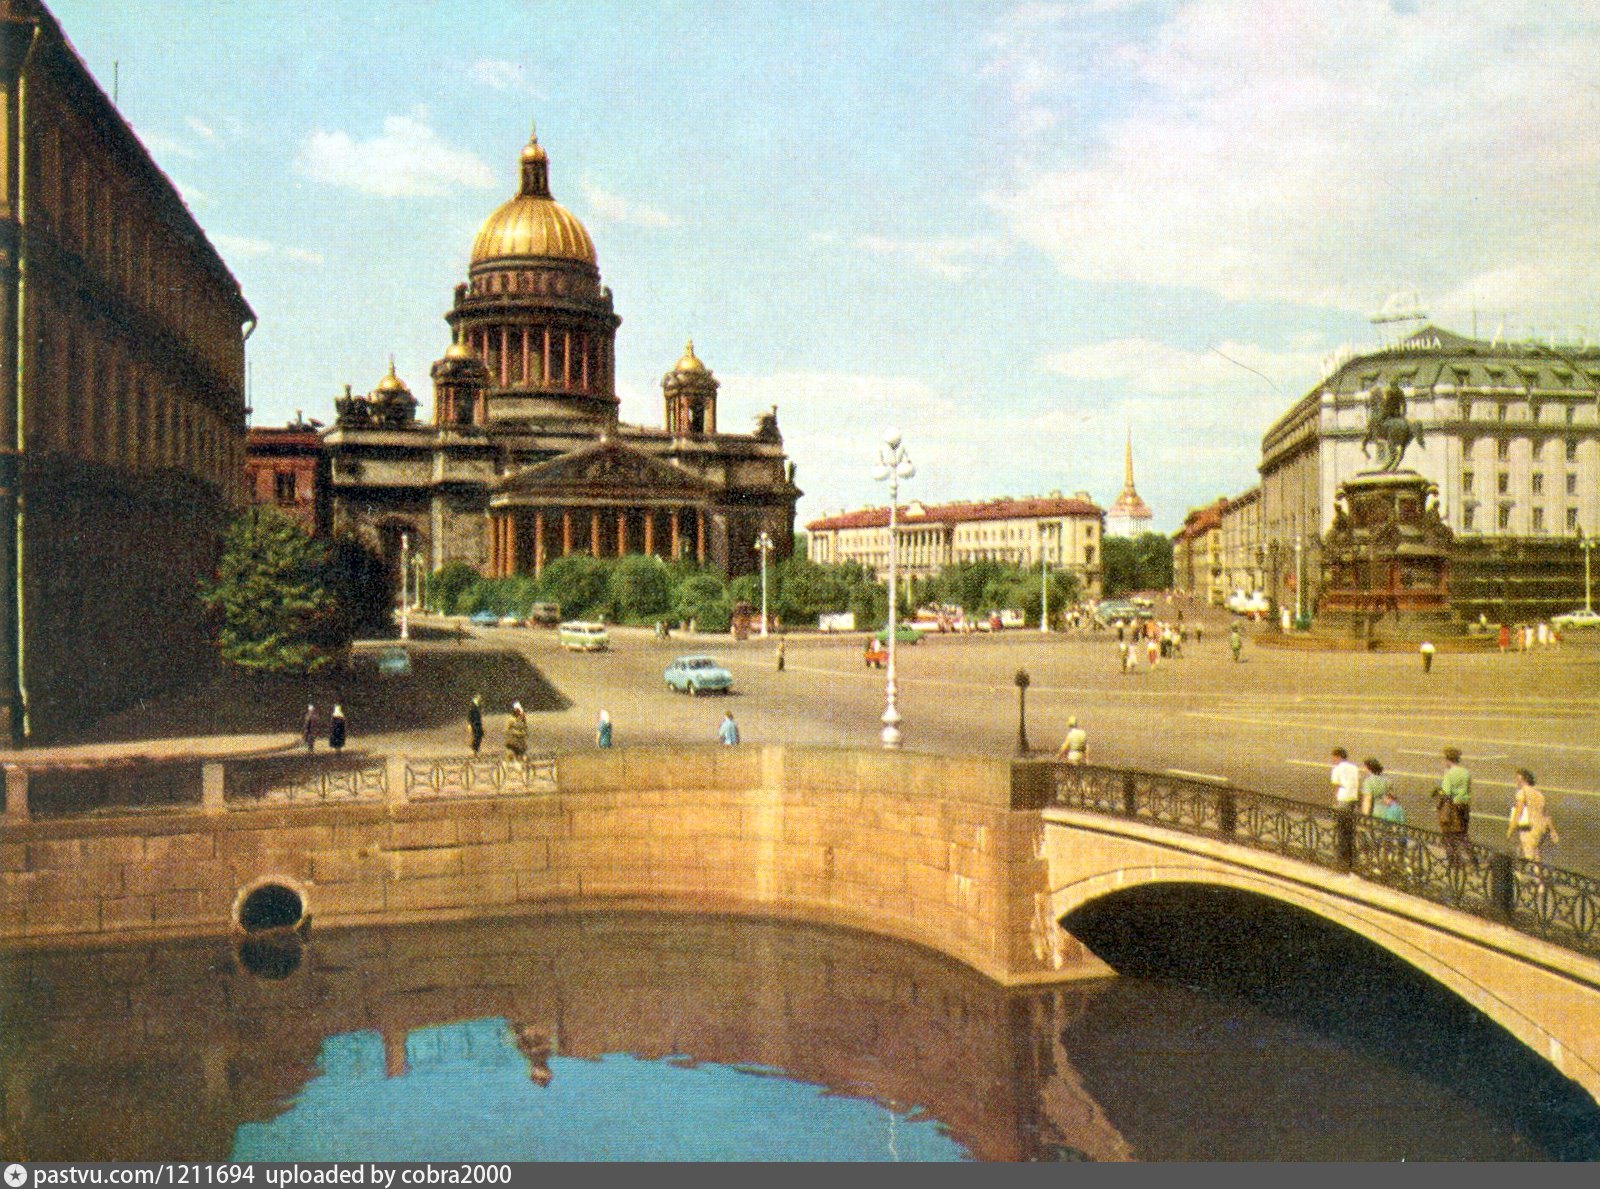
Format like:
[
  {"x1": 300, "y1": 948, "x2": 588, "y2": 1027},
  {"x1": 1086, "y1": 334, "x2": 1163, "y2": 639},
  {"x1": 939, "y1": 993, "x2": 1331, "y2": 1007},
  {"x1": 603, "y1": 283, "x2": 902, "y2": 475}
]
[{"x1": 52, "y1": 0, "x2": 1600, "y2": 531}]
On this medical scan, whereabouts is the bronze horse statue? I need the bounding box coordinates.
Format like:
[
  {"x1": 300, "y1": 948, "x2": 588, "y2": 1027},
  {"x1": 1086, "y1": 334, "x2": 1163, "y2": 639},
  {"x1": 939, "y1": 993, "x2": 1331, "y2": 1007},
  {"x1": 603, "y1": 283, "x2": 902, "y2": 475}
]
[{"x1": 1362, "y1": 382, "x2": 1422, "y2": 472}]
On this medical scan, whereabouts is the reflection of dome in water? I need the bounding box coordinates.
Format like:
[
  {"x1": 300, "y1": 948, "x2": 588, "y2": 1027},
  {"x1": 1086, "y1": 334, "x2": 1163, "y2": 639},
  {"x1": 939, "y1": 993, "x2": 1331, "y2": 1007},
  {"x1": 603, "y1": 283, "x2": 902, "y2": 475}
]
[{"x1": 470, "y1": 126, "x2": 596, "y2": 267}]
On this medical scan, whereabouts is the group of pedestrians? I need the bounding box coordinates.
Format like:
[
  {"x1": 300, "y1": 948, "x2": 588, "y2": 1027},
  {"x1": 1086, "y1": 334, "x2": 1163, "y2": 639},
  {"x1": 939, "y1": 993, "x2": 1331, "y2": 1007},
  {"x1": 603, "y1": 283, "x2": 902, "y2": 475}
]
[
  {"x1": 300, "y1": 703, "x2": 347, "y2": 753},
  {"x1": 1497, "y1": 621, "x2": 1563, "y2": 652},
  {"x1": 1328, "y1": 743, "x2": 1559, "y2": 872}
]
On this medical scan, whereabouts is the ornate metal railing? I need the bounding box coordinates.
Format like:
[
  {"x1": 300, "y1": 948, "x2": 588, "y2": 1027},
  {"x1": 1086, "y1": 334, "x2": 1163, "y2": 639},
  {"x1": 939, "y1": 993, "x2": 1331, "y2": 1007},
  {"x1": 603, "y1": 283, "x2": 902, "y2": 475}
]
[
  {"x1": 1026, "y1": 761, "x2": 1600, "y2": 960},
  {"x1": 403, "y1": 754, "x2": 558, "y2": 800},
  {"x1": 228, "y1": 758, "x2": 389, "y2": 805}
]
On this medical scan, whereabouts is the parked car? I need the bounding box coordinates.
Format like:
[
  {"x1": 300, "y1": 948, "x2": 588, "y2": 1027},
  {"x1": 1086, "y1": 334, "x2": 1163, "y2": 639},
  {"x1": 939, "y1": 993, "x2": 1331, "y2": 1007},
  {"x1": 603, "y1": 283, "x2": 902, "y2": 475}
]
[
  {"x1": 376, "y1": 646, "x2": 411, "y2": 676},
  {"x1": 1227, "y1": 590, "x2": 1270, "y2": 615},
  {"x1": 998, "y1": 608, "x2": 1026, "y2": 629},
  {"x1": 558, "y1": 621, "x2": 610, "y2": 651},
  {"x1": 864, "y1": 639, "x2": 888, "y2": 668},
  {"x1": 467, "y1": 609, "x2": 500, "y2": 627},
  {"x1": 664, "y1": 655, "x2": 734, "y2": 695},
  {"x1": 874, "y1": 624, "x2": 921, "y2": 644},
  {"x1": 1552, "y1": 607, "x2": 1600, "y2": 630},
  {"x1": 525, "y1": 602, "x2": 562, "y2": 627},
  {"x1": 499, "y1": 614, "x2": 522, "y2": 627}
]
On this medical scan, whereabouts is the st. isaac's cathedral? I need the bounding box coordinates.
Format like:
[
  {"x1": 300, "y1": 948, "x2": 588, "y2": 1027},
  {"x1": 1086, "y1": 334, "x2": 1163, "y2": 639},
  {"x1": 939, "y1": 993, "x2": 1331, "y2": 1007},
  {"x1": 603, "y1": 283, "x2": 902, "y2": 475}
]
[{"x1": 322, "y1": 127, "x2": 800, "y2": 580}]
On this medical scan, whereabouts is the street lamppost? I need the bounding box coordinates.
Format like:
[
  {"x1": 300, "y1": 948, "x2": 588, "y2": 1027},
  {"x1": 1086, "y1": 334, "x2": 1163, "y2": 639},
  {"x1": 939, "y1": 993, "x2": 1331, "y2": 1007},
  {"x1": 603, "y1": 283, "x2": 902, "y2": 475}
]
[
  {"x1": 755, "y1": 530, "x2": 775, "y2": 638},
  {"x1": 1014, "y1": 668, "x2": 1031, "y2": 756},
  {"x1": 399, "y1": 531, "x2": 411, "y2": 641},
  {"x1": 1579, "y1": 528, "x2": 1596, "y2": 613},
  {"x1": 874, "y1": 429, "x2": 915, "y2": 750},
  {"x1": 1039, "y1": 523, "x2": 1051, "y2": 634}
]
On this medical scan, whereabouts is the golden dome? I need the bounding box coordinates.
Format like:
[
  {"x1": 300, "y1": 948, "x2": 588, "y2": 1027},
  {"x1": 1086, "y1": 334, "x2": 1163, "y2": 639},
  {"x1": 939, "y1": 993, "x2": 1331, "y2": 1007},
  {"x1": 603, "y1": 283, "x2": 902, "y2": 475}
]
[
  {"x1": 470, "y1": 126, "x2": 596, "y2": 267},
  {"x1": 673, "y1": 339, "x2": 708, "y2": 374},
  {"x1": 444, "y1": 340, "x2": 478, "y2": 361},
  {"x1": 372, "y1": 358, "x2": 411, "y2": 396}
]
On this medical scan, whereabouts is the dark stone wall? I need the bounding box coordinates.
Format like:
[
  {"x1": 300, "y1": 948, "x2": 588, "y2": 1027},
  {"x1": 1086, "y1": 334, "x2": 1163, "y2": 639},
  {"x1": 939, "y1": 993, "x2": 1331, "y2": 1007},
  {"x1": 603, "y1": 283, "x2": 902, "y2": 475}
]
[{"x1": 21, "y1": 456, "x2": 225, "y2": 742}]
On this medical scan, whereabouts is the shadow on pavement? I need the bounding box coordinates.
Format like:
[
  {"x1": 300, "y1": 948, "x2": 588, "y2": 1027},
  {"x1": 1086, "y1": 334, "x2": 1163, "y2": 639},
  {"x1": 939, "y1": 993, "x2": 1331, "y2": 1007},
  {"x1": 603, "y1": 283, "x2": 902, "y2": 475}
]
[{"x1": 77, "y1": 646, "x2": 570, "y2": 744}]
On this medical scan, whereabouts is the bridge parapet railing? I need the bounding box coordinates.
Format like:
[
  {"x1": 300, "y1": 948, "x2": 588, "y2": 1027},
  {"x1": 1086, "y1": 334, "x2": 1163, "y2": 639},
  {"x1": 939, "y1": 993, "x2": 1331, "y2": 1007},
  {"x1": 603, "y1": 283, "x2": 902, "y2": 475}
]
[
  {"x1": 225, "y1": 756, "x2": 389, "y2": 806},
  {"x1": 1028, "y1": 761, "x2": 1600, "y2": 961},
  {"x1": 403, "y1": 754, "x2": 558, "y2": 801}
]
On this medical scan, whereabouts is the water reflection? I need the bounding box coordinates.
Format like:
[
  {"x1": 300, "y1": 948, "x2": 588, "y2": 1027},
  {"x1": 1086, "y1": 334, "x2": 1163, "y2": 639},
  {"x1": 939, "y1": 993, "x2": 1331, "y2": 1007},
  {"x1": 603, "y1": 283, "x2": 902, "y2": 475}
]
[{"x1": 0, "y1": 911, "x2": 1595, "y2": 1161}]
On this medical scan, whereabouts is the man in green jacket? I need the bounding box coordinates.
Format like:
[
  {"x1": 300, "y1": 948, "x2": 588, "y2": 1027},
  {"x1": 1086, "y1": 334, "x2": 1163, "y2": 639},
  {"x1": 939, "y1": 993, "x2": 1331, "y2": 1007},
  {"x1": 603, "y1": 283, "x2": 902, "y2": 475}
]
[{"x1": 1434, "y1": 746, "x2": 1472, "y2": 868}]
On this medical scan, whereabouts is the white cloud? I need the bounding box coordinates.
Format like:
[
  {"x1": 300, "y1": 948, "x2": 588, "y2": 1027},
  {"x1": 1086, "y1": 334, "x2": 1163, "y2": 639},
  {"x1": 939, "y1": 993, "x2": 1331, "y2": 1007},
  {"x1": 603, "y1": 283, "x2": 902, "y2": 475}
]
[
  {"x1": 1041, "y1": 337, "x2": 1325, "y2": 400},
  {"x1": 186, "y1": 116, "x2": 217, "y2": 140},
  {"x1": 849, "y1": 234, "x2": 1009, "y2": 280},
  {"x1": 578, "y1": 181, "x2": 676, "y2": 229},
  {"x1": 986, "y1": 0, "x2": 1600, "y2": 325},
  {"x1": 470, "y1": 58, "x2": 543, "y2": 98},
  {"x1": 296, "y1": 113, "x2": 495, "y2": 197},
  {"x1": 140, "y1": 131, "x2": 197, "y2": 160},
  {"x1": 214, "y1": 233, "x2": 324, "y2": 267}
]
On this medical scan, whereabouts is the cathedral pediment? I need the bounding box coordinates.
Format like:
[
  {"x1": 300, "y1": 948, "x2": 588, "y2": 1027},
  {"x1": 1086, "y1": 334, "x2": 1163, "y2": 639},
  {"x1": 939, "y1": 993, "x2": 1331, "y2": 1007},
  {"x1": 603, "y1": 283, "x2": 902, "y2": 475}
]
[{"x1": 492, "y1": 440, "x2": 714, "y2": 499}]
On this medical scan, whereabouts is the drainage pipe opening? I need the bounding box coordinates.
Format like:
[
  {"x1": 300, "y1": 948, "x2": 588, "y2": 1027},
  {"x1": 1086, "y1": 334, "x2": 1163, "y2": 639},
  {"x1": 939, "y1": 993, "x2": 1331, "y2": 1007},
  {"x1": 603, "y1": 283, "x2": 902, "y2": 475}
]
[{"x1": 234, "y1": 880, "x2": 307, "y2": 933}]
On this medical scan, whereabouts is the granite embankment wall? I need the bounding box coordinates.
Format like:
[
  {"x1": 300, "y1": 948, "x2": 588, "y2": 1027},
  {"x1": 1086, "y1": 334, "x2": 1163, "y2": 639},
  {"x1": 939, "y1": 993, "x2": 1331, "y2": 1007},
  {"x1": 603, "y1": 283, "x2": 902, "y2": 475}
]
[{"x1": 0, "y1": 746, "x2": 1110, "y2": 987}]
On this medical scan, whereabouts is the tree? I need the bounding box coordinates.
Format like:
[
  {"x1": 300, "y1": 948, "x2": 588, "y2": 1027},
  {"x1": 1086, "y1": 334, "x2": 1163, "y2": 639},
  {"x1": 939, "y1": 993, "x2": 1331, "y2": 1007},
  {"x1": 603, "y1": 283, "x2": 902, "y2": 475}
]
[
  {"x1": 200, "y1": 507, "x2": 346, "y2": 675},
  {"x1": 428, "y1": 561, "x2": 479, "y2": 615},
  {"x1": 672, "y1": 571, "x2": 731, "y2": 632},
  {"x1": 608, "y1": 555, "x2": 673, "y2": 622},
  {"x1": 324, "y1": 535, "x2": 393, "y2": 638},
  {"x1": 538, "y1": 556, "x2": 612, "y2": 620},
  {"x1": 1101, "y1": 533, "x2": 1174, "y2": 597}
]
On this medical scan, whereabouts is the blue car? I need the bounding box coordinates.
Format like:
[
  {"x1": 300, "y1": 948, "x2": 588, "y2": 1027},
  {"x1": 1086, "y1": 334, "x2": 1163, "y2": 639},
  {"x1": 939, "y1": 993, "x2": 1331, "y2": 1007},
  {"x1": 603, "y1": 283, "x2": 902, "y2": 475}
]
[
  {"x1": 664, "y1": 655, "x2": 733, "y2": 696},
  {"x1": 468, "y1": 609, "x2": 500, "y2": 627}
]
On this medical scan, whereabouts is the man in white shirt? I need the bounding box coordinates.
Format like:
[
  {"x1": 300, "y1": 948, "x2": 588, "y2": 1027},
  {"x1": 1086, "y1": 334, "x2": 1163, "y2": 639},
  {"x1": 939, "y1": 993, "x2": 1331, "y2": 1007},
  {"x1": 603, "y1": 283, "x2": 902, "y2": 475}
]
[{"x1": 1330, "y1": 746, "x2": 1361, "y2": 813}]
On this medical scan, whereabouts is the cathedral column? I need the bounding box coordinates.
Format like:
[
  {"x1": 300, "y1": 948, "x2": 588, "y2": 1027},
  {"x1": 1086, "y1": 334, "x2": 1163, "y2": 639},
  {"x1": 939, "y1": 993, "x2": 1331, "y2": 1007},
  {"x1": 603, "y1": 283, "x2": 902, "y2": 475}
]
[
  {"x1": 581, "y1": 332, "x2": 591, "y2": 390},
  {"x1": 670, "y1": 510, "x2": 681, "y2": 561},
  {"x1": 590, "y1": 509, "x2": 601, "y2": 558},
  {"x1": 644, "y1": 512, "x2": 655, "y2": 558},
  {"x1": 534, "y1": 509, "x2": 546, "y2": 577},
  {"x1": 521, "y1": 326, "x2": 530, "y2": 385},
  {"x1": 563, "y1": 331, "x2": 573, "y2": 388},
  {"x1": 616, "y1": 509, "x2": 627, "y2": 558},
  {"x1": 507, "y1": 514, "x2": 518, "y2": 576},
  {"x1": 560, "y1": 508, "x2": 572, "y2": 559},
  {"x1": 696, "y1": 509, "x2": 706, "y2": 565},
  {"x1": 542, "y1": 327, "x2": 551, "y2": 387},
  {"x1": 500, "y1": 326, "x2": 510, "y2": 387}
]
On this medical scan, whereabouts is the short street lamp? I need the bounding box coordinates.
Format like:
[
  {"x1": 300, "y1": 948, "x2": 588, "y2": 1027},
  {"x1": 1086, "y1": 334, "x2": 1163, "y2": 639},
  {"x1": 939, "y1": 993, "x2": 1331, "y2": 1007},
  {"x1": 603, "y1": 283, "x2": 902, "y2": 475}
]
[
  {"x1": 755, "y1": 530, "x2": 775, "y2": 638},
  {"x1": 1579, "y1": 529, "x2": 1596, "y2": 614},
  {"x1": 874, "y1": 429, "x2": 915, "y2": 750},
  {"x1": 1014, "y1": 668, "x2": 1031, "y2": 757}
]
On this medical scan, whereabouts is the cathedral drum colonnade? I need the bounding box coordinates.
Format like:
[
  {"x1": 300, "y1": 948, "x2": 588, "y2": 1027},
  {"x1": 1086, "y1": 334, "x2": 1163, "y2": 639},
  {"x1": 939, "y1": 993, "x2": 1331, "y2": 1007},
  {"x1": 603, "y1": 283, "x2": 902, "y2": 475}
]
[{"x1": 322, "y1": 125, "x2": 799, "y2": 583}]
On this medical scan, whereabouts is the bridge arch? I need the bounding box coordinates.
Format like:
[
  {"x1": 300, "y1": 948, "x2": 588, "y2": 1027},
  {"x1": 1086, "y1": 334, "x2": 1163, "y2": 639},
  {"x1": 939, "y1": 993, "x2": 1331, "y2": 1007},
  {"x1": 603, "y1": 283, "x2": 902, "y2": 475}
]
[{"x1": 1040, "y1": 816, "x2": 1600, "y2": 1105}]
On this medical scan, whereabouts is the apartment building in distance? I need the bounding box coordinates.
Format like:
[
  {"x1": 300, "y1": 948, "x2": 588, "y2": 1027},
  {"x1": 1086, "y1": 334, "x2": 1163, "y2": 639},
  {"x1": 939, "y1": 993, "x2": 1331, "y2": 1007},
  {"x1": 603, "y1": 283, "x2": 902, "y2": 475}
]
[{"x1": 806, "y1": 493, "x2": 1105, "y2": 598}]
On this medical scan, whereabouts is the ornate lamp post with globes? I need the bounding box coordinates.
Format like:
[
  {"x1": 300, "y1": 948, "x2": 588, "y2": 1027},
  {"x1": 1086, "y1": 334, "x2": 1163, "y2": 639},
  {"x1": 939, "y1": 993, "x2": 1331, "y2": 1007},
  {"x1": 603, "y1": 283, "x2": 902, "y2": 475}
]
[
  {"x1": 399, "y1": 531, "x2": 411, "y2": 641},
  {"x1": 874, "y1": 430, "x2": 915, "y2": 749},
  {"x1": 755, "y1": 530, "x2": 775, "y2": 637}
]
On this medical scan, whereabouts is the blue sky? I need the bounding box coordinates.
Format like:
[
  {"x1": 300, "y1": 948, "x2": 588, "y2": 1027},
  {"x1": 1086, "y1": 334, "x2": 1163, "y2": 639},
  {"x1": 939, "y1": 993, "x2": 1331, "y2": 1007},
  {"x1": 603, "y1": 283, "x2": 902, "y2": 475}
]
[{"x1": 53, "y1": 0, "x2": 1600, "y2": 530}]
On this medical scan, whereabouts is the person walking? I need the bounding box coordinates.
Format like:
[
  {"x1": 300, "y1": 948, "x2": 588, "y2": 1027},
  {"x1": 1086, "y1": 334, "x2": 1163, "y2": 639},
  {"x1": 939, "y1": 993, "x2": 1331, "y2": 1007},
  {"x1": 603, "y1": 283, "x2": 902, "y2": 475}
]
[
  {"x1": 1329, "y1": 747, "x2": 1361, "y2": 813},
  {"x1": 1229, "y1": 624, "x2": 1243, "y2": 663},
  {"x1": 775, "y1": 637, "x2": 786, "y2": 673},
  {"x1": 504, "y1": 702, "x2": 529, "y2": 768},
  {"x1": 302, "y1": 704, "x2": 321, "y2": 754},
  {"x1": 468, "y1": 694, "x2": 485, "y2": 755},
  {"x1": 1146, "y1": 634, "x2": 1160, "y2": 669},
  {"x1": 1507, "y1": 768, "x2": 1559, "y2": 867},
  {"x1": 1359, "y1": 757, "x2": 1390, "y2": 818},
  {"x1": 596, "y1": 708, "x2": 613, "y2": 749},
  {"x1": 1497, "y1": 622, "x2": 1510, "y2": 652},
  {"x1": 1195, "y1": 623, "x2": 1204, "y2": 645},
  {"x1": 1419, "y1": 640, "x2": 1436, "y2": 673},
  {"x1": 1433, "y1": 747, "x2": 1473, "y2": 869},
  {"x1": 1056, "y1": 717, "x2": 1088, "y2": 765},
  {"x1": 1118, "y1": 640, "x2": 1131, "y2": 673},
  {"x1": 328, "y1": 705, "x2": 347, "y2": 753},
  {"x1": 718, "y1": 711, "x2": 740, "y2": 746}
]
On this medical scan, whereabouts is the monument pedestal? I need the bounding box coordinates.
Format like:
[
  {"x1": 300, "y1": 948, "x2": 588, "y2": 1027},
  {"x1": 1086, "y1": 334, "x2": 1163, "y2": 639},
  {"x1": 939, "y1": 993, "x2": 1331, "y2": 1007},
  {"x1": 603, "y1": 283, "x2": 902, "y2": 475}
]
[{"x1": 1315, "y1": 470, "x2": 1456, "y2": 642}]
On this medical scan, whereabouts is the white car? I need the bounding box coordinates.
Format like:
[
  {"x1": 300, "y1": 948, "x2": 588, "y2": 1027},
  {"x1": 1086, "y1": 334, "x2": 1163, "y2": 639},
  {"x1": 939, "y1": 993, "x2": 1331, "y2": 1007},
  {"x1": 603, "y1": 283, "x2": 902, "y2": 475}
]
[{"x1": 1552, "y1": 608, "x2": 1600, "y2": 630}]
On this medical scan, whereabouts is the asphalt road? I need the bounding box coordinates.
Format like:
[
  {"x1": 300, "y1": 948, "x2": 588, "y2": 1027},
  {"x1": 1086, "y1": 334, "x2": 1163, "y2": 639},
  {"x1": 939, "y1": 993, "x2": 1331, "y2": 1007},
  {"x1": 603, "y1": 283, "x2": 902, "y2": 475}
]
[{"x1": 400, "y1": 612, "x2": 1600, "y2": 877}]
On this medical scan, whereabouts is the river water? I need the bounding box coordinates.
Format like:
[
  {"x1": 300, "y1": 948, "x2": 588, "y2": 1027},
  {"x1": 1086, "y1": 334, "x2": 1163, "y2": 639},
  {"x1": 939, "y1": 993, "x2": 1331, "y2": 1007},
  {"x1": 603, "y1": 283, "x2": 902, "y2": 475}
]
[{"x1": 1, "y1": 911, "x2": 1596, "y2": 1161}]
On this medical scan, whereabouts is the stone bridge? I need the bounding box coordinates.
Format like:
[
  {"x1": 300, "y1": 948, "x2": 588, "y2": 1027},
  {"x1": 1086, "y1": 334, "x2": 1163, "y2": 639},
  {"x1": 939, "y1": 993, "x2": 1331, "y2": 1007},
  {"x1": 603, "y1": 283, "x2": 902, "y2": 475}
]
[{"x1": 2, "y1": 746, "x2": 1598, "y2": 1106}]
